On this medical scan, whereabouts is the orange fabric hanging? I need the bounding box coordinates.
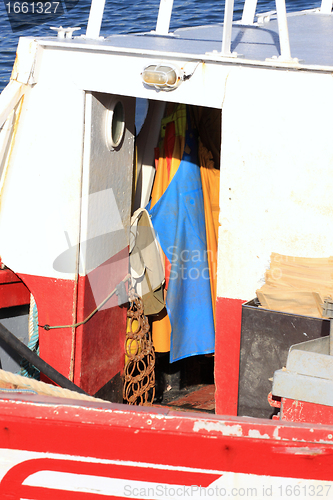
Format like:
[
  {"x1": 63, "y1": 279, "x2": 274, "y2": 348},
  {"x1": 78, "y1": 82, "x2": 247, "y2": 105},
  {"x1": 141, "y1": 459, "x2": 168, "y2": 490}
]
[
  {"x1": 150, "y1": 104, "x2": 186, "y2": 208},
  {"x1": 199, "y1": 140, "x2": 220, "y2": 325},
  {"x1": 151, "y1": 308, "x2": 171, "y2": 353}
]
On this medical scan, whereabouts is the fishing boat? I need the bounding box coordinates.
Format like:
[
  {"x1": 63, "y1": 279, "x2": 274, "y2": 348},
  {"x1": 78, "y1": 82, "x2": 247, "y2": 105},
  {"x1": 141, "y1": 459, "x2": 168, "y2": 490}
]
[{"x1": 1, "y1": 0, "x2": 333, "y2": 496}]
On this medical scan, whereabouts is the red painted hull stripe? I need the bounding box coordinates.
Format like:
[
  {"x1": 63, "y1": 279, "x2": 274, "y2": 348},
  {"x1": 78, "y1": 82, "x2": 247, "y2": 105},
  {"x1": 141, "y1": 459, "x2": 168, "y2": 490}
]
[
  {"x1": 0, "y1": 458, "x2": 221, "y2": 497},
  {"x1": 4, "y1": 485, "x2": 131, "y2": 500}
]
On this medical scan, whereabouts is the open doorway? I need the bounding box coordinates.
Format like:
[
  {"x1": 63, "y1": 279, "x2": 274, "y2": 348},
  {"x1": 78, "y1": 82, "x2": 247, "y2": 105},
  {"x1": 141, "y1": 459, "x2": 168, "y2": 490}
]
[{"x1": 133, "y1": 100, "x2": 222, "y2": 413}]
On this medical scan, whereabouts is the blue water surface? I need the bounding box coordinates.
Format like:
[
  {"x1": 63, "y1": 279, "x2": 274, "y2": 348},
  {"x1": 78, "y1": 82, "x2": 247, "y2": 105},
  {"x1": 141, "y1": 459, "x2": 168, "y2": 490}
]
[{"x1": 0, "y1": 0, "x2": 322, "y2": 92}]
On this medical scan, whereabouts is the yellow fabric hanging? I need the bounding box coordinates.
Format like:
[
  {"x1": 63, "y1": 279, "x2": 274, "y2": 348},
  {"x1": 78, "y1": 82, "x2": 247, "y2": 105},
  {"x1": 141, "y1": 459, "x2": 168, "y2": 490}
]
[{"x1": 199, "y1": 140, "x2": 220, "y2": 325}]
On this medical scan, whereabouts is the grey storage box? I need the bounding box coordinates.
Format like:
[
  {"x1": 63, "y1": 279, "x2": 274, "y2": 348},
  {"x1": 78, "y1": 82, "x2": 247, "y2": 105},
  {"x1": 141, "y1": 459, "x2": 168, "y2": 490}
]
[{"x1": 238, "y1": 299, "x2": 329, "y2": 418}]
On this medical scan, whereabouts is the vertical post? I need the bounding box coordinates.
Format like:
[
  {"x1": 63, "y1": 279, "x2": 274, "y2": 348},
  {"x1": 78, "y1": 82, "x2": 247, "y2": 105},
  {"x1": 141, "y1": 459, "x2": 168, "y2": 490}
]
[
  {"x1": 322, "y1": 299, "x2": 333, "y2": 355},
  {"x1": 86, "y1": 0, "x2": 106, "y2": 39},
  {"x1": 321, "y1": 0, "x2": 333, "y2": 14},
  {"x1": 221, "y1": 0, "x2": 235, "y2": 56},
  {"x1": 156, "y1": 0, "x2": 174, "y2": 35},
  {"x1": 275, "y1": 0, "x2": 292, "y2": 61},
  {"x1": 242, "y1": 0, "x2": 258, "y2": 25}
]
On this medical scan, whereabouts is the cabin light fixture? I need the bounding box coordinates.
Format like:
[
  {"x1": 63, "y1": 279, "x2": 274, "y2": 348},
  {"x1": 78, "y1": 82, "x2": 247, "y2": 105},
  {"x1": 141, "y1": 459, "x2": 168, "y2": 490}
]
[{"x1": 141, "y1": 63, "x2": 184, "y2": 90}]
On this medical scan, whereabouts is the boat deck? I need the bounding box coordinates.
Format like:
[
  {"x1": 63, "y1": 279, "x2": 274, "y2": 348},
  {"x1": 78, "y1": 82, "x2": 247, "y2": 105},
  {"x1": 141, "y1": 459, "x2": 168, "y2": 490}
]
[
  {"x1": 155, "y1": 384, "x2": 215, "y2": 413},
  {"x1": 152, "y1": 354, "x2": 216, "y2": 414},
  {"x1": 106, "y1": 10, "x2": 333, "y2": 66},
  {"x1": 39, "y1": 9, "x2": 333, "y2": 70}
]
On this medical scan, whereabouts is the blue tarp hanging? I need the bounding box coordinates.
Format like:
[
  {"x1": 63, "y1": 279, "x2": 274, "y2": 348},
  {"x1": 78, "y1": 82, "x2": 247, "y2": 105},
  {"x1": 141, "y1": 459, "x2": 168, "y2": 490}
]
[{"x1": 148, "y1": 128, "x2": 215, "y2": 363}]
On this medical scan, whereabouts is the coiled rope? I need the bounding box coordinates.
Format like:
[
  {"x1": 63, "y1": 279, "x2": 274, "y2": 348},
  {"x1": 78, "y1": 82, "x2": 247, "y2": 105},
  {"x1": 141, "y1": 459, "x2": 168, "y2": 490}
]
[
  {"x1": 20, "y1": 294, "x2": 39, "y2": 379},
  {"x1": 0, "y1": 368, "x2": 104, "y2": 402},
  {"x1": 123, "y1": 288, "x2": 155, "y2": 405}
]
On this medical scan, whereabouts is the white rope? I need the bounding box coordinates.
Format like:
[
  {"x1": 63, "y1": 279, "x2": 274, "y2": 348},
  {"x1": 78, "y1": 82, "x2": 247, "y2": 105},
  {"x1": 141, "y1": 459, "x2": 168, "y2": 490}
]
[
  {"x1": 28, "y1": 294, "x2": 35, "y2": 341},
  {"x1": 0, "y1": 369, "x2": 105, "y2": 403}
]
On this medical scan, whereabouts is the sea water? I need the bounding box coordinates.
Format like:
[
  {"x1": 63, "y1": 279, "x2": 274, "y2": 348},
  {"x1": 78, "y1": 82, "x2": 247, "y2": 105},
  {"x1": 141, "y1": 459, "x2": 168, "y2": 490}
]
[{"x1": 0, "y1": 0, "x2": 322, "y2": 93}]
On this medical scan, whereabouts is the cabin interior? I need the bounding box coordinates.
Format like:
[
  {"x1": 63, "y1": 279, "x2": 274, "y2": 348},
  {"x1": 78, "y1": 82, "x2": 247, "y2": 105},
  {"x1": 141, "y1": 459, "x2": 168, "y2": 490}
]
[
  {"x1": 0, "y1": 94, "x2": 223, "y2": 414},
  {"x1": 2, "y1": 86, "x2": 330, "y2": 424},
  {"x1": 1, "y1": 1, "x2": 333, "y2": 426}
]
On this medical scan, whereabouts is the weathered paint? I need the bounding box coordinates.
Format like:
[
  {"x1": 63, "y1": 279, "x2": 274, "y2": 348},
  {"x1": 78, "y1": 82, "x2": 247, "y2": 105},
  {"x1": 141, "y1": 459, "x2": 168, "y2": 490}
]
[
  {"x1": 18, "y1": 273, "x2": 77, "y2": 380},
  {"x1": 0, "y1": 80, "x2": 84, "y2": 280},
  {"x1": 1, "y1": 3, "x2": 333, "y2": 437},
  {"x1": 214, "y1": 297, "x2": 245, "y2": 416},
  {"x1": 0, "y1": 56, "x2": 135, "y2": 394},
  {"x1": 0, "y1": 393, "x2": 332, "y2": 497},
  {"x1": 74, "y1": 249, "x2": 129, "y2": 395},
  {"x1": 0, "y1": 81, "x2": 24, "y2": 131},
  {"x1": 217, "y1": 67, "x2": 333, "y2": 301},
  {"x1": 35, "y1": 42, "x2": 229, "y2": 110},
  {"x1": 0, "y1": 94, "x2": 24, "y2": 215},
  {"x1": 10, "y1": 38, "x2": 39, "y2": 85},
  {"x1": 193, "y1": 421, "x2": 243, "y2": 436},
  {"x1": 280, "y1": 398, "x2": 333, "y2": 426},
  {"x1": 0, "y1": 269, "x2": 30, "y2": 308},
  {"x1": 215, "y1": 66, "x2": 333, "y2": 416}
]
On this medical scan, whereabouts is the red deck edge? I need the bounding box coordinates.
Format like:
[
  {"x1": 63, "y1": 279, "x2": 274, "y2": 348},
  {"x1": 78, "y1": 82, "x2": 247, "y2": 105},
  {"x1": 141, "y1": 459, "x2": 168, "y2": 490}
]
[{"x1": 0, "y1": 393, "x2": 333, "y2": 483}]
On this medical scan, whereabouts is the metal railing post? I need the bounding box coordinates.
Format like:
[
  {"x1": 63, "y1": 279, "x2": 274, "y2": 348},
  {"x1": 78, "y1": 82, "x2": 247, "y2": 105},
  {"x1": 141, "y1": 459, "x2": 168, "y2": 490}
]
[
  {"x1": 86, "y1": 0, "x2": 106, "y2": 38},
  {"x1": 275, "y1": 0, "x2": 292, "y2": 61},
  {"x1": 320, "y1": 0, "x2": 333, "y2": 14},
  {"x1": 221, "y1": 0, "x2": 235, "y2": 56},
  {"x1": 242, "y1": 0, "x2": 258, "y2": 24},
  {"x1": 156, "y1": 0, "x2": 174, "y2": 35}
]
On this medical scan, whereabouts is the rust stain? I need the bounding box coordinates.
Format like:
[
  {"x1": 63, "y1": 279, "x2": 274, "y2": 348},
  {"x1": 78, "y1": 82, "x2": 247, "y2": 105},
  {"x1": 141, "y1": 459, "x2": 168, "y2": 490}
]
[
  {"x1": 69, "y1": 272, "x2": 79, "y2": 383},
  {"x1": 273, "y1": 445, "x2": 325, "y2": 456},
  {"x1": 11, "y1": 40, "x2": 37, "y2": 83},
  {"x1": 290, "y1": 191, "x2": 333, "y2": 218},
  {"x1": 10, "y1": 52, "x2": 19, "y2": 81},
  {"x1": 0, "y1": 94, "x2": 25, "y2": 214},
  {"x1": 286, "y1": 446, "x2": 324, "y2": 456}
]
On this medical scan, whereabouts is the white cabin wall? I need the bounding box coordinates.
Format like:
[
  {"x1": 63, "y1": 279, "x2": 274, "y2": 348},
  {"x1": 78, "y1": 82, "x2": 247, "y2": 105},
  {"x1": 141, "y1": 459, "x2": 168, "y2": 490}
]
[
  {"x1": 3, "y1": 38, "x2": 333, "y2": 304},
  {"x1": 218, "y1": 66, "x2": 333, "y2": 301},
  {"x1": 0, "y1": 58, "x2": 85, "y2": 280},
  {"x1": 34, "y1": 43, "x2": 228, "y2": 109}
]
